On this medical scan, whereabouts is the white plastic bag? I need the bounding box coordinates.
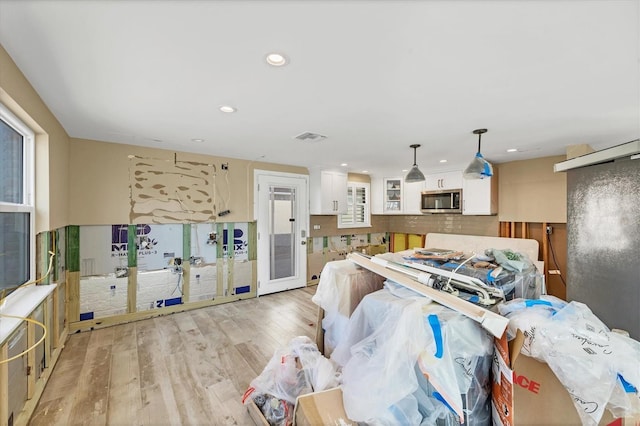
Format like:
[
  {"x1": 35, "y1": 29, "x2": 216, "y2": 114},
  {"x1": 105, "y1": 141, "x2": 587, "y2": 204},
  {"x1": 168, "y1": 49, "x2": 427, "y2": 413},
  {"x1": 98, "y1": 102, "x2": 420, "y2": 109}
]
[
  {"x1": 332, "y1": 289, "x2": 430, "y2": 422},
  {"x1": 500, "y1": 298, "x2": 640, "y2": 425},
  {"x1": 243, "y1": 336, "x2": 340, "y2": 407}
]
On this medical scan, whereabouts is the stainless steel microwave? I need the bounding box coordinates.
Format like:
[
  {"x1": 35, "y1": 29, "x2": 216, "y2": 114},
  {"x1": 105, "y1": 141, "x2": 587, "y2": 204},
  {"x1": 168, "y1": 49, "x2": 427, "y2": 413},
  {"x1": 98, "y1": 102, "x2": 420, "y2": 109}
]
[{"x1": 421, "y1": 189, "x2": 462, "y2": 213}]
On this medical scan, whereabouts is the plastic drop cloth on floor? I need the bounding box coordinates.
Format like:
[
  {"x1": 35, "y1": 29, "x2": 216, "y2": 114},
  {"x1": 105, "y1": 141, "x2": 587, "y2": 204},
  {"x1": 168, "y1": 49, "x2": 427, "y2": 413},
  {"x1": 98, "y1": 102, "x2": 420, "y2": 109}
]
[
  {"x1": 242, "y1": 336, "x2": 340, "y2": 426},
  {"x1": 499, "y1": 296, "x2": 640, "y2": 426},
  {"x1": 311, "y1": 259, "x2": 385, "y2": 355},
  {"x1": 332, "y1": 281, "x2": 493, "y2": 425}
]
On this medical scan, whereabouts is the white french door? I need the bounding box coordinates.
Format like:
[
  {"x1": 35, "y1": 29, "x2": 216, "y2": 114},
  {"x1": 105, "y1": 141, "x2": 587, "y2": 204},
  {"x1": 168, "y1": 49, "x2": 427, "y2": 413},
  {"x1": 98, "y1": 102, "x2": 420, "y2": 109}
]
[{"x1": 255, "y1": 171, "x2": 308, "y2": 295}]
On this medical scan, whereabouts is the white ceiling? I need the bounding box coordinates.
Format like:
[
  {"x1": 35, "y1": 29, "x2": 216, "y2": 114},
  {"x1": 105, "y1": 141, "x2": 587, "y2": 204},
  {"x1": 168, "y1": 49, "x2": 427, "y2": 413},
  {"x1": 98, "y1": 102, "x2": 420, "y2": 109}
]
[{"x1": 0, "y1": 0, "x2": 639, "y2": 177}]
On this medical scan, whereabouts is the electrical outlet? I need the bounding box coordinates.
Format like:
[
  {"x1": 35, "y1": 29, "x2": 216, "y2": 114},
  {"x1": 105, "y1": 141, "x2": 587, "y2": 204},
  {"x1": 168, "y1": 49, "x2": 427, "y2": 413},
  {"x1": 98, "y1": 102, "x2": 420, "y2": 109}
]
[
  {"x1": 546, "y1": 225, "x2": 553, "y2": 235},
  {"x1": 221, "y1": 163, "x2": 229, "y2": 170}
]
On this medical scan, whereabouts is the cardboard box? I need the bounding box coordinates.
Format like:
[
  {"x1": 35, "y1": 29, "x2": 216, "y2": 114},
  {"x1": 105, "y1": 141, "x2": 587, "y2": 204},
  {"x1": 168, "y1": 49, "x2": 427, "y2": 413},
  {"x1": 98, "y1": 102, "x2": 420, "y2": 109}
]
[
  {"x1": 492, "y1": 331, "x2": 639, "y2": 426},
  {"x1": 294, "y1": 388, "x2": 354, "y2": 426},
  {"x1": 246, "y1": 399, "x2": 270, "y2": 426}
]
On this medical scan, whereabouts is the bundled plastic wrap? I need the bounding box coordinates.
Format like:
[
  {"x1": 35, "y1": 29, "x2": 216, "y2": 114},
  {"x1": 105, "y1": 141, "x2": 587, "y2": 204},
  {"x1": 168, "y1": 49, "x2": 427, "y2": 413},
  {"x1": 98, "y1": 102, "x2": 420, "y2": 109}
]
[
  {"x1": 417, "y1": 303, "x2": 493, "y2": 426},
  {"x1": 311, "y1": 259, "x2": 385, "y2": 355},
  {"x1": 242, "y1": 336, "x2": 340, "y2": 426},
  {"x1": 499, "y1": 297, "x2": 640, "y2": 425},
  {"x1": 331, "y1": 288, "x2": 430, "y2": 422},
  {"x1": 333, "y1": 283, "x2": 493, "y2": 425}
]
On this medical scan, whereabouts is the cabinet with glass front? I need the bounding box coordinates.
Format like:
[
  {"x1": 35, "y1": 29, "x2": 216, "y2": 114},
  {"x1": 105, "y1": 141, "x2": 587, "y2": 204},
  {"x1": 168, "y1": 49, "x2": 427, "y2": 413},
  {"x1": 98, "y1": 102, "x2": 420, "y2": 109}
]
[{"x1": 384, "y1": 178, "x2": 403, "y2": 213}]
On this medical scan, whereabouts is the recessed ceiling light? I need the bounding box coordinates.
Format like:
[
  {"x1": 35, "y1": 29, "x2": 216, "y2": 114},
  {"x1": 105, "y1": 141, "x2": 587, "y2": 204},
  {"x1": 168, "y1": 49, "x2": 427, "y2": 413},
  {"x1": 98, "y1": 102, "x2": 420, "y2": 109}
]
[
  {"x1": 266, "y1": 52, "x2": 287, "y2": 67},
  {"x1": 439, "y1": 159, "x2": 447, "y2": 163},
  {"x1": 341, "y1": 163, "x2": 348, "y2": 167},
  {"x1": 191, "y1": 138, "x2": 204, "y2": 143},
  {"x1": 402, "y1": 169, "x2": 408, "y2": 173},
  {"x1": 507, "y1": 148, "x2": 518, "y2": 153},
  {"x1": 219, "y1": 105, "x2": 236, "y2": 113},
  {"x1": 361, "y1": 170, "x2": 369, "y2": 174}
]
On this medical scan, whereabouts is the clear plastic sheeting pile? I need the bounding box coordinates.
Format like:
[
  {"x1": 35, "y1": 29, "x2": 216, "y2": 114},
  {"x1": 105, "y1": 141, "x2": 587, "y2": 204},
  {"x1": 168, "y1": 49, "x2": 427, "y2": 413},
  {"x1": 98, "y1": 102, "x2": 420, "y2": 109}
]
[
  {"x1": 242, "y1": 336, "x2": 340, "y2": 426},
  {"x1": 311, "y1": 259, "x2": 385, "y2": 355},
  {"x1": 499, "y1": 296, "x2": 640, "y2": 426},
  {"x1": 332, "y1": 282, "x2": 493, "y2": 425}
]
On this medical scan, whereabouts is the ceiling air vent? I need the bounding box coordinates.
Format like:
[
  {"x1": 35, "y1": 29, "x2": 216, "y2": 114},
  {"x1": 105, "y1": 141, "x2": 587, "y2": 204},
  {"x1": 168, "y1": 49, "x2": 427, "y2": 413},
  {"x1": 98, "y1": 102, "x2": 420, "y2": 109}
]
[{"x1": 294, "y1": 131, "x2": 327, "y2": 142}]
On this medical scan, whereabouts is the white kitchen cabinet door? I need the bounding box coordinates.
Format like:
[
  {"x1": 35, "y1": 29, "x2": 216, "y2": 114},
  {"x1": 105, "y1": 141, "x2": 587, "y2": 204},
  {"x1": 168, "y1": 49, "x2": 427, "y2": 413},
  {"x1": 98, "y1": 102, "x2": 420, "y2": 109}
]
[
  {"x1": 425, "y1": 170, "x2": 463, "y2": 191},
  {"x1": 403, "y1": 180, "x2": 425, "y2": 214},
  {"x1": 370, "y1": 176, "x2": 384, "y2": 214},
  {"x1": 462, "y1": 175, "x2": 498, "y2": 215},
  {"x1": 383, "y1": 178, "x2": 403, "y2": 214},
  {"x1": 309, "y1": 170, "x2": 348, "y2": 214}
]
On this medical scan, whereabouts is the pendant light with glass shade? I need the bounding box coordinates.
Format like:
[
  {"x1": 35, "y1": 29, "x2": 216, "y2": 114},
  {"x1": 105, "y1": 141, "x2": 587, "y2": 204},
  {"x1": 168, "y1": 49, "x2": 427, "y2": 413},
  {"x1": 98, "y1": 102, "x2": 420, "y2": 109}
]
[
  {"x1": 463, "y1": 128, "x2": 493, "y2": 179},
  {"x1": 405, "y1": 144, "x2": 426, "y2": 183}
]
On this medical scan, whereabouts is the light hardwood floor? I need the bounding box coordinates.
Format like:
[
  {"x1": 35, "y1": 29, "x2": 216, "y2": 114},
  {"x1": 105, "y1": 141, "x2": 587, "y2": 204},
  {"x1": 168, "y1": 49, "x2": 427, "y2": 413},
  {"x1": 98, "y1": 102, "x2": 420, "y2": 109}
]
[{"x1": 29, "y1": 286, "x2": 318, "y2": 426}]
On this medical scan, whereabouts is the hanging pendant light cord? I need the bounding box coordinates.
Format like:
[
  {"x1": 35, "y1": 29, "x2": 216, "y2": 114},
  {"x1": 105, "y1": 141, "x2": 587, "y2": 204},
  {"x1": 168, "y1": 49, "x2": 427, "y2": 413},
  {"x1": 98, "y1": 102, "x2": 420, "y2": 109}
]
[
  {"x1": 413, "y1": 146, "x2": 418, "y2": 166},
  {"x1": 477, "y1": 133, "x2": 482, "y2": 153}
]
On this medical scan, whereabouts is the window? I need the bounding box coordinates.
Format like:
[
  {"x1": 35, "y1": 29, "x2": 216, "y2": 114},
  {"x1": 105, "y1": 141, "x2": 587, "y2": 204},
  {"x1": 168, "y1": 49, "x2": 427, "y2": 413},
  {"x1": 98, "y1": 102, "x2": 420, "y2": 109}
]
[
  {"x1": 338, "y1": 182, "x2": 371, "y2": 228},
  {"x1": 0, "y1": 103, "x2": 35, "y2": 293}
]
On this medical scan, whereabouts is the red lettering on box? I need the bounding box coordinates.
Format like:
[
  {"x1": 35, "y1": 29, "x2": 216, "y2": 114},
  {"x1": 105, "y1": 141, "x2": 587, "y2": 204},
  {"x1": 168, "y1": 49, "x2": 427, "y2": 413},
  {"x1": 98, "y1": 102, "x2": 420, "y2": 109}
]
[{"x1": 514, "y1": 374, "x2": 540, "y2": 394}]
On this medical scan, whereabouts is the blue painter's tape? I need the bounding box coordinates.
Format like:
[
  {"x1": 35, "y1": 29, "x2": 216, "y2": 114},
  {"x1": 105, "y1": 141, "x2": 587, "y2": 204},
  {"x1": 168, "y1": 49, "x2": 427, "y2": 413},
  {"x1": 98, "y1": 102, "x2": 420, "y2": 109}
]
[
  {"x1": 469, "y1": 296, "x2": 480, "y2": 303},
  {"x1": 525, "y1": 300, "x2": 553, "y2": 308},
  {"x1": 79, "y1": 312, "x2": 94, "y2": 321},
  {"x1": 428, "y1": 314, "x2": 444, "y2": 359},
  {"x1": 443, "y1": 262, "x2": 459, "y2": 269},
  {"x1": 164, "y1": 297, "x2": 182, "y2": 307},
  {"x1": 618, "y1": 374, "x2": 638, "y2": 393},
  {"x1": 236, "y1": 285, "x2": 250, "y2": 294},
  {"x1": 433, "y1": 391, "x2": 456, "y2": 415}
]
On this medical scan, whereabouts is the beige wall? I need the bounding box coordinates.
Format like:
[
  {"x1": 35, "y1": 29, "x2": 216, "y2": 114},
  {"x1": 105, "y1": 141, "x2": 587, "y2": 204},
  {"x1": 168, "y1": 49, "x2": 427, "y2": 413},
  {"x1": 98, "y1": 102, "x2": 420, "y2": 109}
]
[
  {"x1": 0, "y1": 43, "x2": 70, "y2": 232},
  {"x1": 69, "y1": 138, "x2": 307, "y2": 225},
  {"x1": 497, "y1": 155, "x2": 567, "y2": 223}
]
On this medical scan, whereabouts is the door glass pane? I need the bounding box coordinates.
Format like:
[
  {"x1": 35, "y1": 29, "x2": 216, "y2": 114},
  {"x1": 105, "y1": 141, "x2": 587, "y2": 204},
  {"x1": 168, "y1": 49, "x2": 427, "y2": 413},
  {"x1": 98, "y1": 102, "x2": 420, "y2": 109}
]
[
  {"x1": 0, "y1": 212, "x2": 29, "y2": 290},
  {"x1": 0, "y1": 119, "x2": 24, "y2": 204},
  {"x1": 269, "y1": 185, "x2": 296, "y2": 280}
]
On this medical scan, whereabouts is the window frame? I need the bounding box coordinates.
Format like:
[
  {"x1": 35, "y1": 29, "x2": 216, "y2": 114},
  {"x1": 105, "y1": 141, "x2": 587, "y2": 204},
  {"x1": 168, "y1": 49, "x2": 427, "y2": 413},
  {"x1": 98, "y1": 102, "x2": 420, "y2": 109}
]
[
  {"x1": 337, "y1": 181, "x2": 371, "y2": 229},
  {"x1": 0, "y1": 102, "x2": 36, "y2": 289}
]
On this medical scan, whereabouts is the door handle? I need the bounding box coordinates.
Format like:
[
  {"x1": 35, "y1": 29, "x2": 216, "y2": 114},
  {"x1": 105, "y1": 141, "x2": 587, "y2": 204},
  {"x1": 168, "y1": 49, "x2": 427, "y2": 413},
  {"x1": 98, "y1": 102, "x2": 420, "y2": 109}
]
[{"x1": 301, "y1": 240, "x2": 306, "y2": 245}]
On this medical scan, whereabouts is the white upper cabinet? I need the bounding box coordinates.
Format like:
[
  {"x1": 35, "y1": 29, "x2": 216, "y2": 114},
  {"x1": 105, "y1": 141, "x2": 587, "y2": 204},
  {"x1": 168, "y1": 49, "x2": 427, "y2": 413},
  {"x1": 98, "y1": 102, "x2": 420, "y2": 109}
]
[
  {"x1": 370, "y1": 176, "x2": 384, "y2": 214},
  {"x1": 425, "y1": 170, "x2": 463, "y2": 191},
  {"x1": 462, "y1": 170, "x2": 498, "y2": 215},
  {"x1": 383, "y1": 178, "x2": 403, "y2": 214},
  {"x1": 371, "y1": 177, "x2": 423, "y2": 214},
  {"x1": 403, "y1": 180, "x2": 425, "y2": 214},
  {"x1": 309, "y1": 170, "x2": 348, "y2": 214}
]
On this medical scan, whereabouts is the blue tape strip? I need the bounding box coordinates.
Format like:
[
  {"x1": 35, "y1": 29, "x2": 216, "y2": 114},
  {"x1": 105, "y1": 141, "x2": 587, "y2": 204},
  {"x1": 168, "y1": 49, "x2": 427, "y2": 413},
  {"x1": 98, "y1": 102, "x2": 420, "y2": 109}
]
[
  {"x1": 433, "y1": 391, "x2": 456, "y2": 415},
  {"x1": 79, "y1": 312, "x2": 94, "y2": 321},
  {"x1": 469, "y1": 295, "x2": 480, "y2": 303},
  {"x1": 443, "y1": 262, "x2": 459, "y2": 269},
  {"x1": 428, "y1": 314, "x2": 444, "y2": 359},
  {"x1": 525, "y1": 299, "x2": 553, "y2": 308},
  {"x1": 235, "y1": 285, "x2": 250, "y2": 294},
  {"x1": 618, "y1": 374, "x2": 638, "y2": 393},
  {"x1": 164, "y1": 297, "x2": 182, "y2": 307}
]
